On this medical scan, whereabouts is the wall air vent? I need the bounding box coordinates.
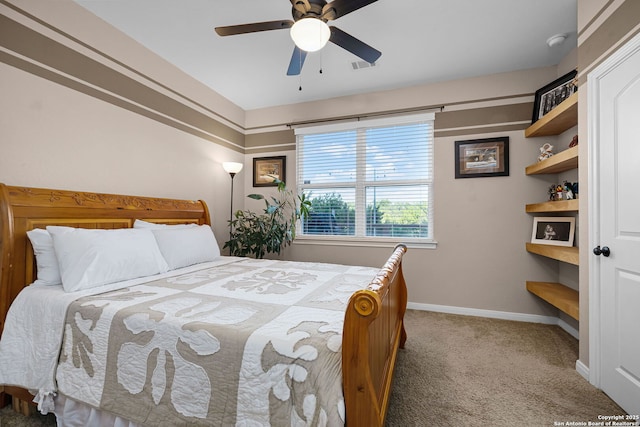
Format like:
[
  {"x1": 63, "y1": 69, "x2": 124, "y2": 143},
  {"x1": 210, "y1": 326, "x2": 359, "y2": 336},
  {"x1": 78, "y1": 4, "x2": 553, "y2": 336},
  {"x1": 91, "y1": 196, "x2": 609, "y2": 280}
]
[{"x1": 351, "y1": 60, "x2": 377, "y2": 70}]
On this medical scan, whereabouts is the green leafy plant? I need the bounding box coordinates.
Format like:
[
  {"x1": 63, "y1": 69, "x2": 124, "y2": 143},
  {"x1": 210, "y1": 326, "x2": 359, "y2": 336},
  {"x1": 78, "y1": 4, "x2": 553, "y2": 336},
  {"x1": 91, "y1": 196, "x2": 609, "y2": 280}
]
[{"x1": 224, "y1": 180, "x2": 310, "y2": 259}]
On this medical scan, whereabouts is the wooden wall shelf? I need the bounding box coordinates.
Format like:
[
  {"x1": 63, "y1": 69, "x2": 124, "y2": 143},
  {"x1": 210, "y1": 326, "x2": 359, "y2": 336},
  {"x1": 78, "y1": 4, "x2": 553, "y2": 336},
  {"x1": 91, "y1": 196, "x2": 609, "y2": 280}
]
[
  {"x1": 525, "y1": 92, "x2": 578, "y2": 138},
  {"x1": 526, "y1": 243, "x2": 579, "y2": 265},
  {"x1": 525, "y1": 145, "x2": 579, "y2": 175},
  {"x1": 524, "y1": 88, "x2": 579, "y2": 323},
  {"x1": 526, "y1": 281, "x2": 579, "y2": 320},
  {"x1": 526, "y1": 199, "x2": 579, "y2": 213}
]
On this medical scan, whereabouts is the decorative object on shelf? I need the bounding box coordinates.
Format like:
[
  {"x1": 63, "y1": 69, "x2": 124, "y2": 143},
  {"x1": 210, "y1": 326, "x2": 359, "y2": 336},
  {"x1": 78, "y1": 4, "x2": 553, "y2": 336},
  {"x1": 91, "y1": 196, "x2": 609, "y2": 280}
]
[
  {"x1": 547, "y1": 182, "x2": 578, "y2": 201},
  {"x1": 555, "y1": 184, "x2": 564, "y2": 200},
  {"x1": 531, "y1": 216, "x2": 575, "y2": 247},
  {"x1": 538, "y1": 143, "x2": 554, "y2": 162},
  {"x1": 454, "y1": 136, "x2": 509, "y2": 179},
  {"x1": 253, "y1": 156, "x2": 286, "y2": 187},
  {"x1": 563, "y1": 181, "x2": 574, "y2": 200},
  {"x1": 531, "y1": 69, "x2": 578, "y2": 124},
  {"x1": 569, "y1": 134, "x2": 578, "y2": 147}
]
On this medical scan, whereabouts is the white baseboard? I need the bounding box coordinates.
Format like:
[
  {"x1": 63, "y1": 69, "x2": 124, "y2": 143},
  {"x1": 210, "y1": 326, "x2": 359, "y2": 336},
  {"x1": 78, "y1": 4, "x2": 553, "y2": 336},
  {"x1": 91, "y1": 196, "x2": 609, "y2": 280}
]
[
  {"x1": 407, "y1": 302, "x2": 579, "y2": 339},
  {"x1": 575, "y1": 359, "x2": 590, "y2": 382}
]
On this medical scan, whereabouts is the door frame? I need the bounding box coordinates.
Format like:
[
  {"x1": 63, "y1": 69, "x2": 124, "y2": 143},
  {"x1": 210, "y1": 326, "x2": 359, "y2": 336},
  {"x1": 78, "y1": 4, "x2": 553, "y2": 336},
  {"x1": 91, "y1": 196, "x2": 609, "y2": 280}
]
[{"x1": 588, "y1": 30, "x2": 640, "y2": 388}]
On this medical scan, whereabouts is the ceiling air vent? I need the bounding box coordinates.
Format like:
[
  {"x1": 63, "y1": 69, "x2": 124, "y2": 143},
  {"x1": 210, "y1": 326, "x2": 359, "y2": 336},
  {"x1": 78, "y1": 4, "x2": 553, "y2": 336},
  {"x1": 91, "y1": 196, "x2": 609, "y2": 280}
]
[{"x1": 351, "y1": 60, "x2": 377, "y2": 70}]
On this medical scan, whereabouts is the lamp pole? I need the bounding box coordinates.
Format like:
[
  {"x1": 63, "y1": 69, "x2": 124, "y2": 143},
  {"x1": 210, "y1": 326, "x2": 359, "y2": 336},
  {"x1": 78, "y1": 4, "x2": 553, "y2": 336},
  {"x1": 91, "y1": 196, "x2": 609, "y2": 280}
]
[
  {"x1": 229, "y1": 171, "x2": 236, "y2": 242},
  {"x1": 222, "y1": 162, "x2": 243, "y2": 252}
]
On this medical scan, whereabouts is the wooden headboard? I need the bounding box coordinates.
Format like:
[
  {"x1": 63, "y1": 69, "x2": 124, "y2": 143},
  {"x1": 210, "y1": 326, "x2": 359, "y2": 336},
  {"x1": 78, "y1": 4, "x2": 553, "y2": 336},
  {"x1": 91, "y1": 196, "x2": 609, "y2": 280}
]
[{"x1": 0, "y1": 183, "x2": 211, "y2": 335}]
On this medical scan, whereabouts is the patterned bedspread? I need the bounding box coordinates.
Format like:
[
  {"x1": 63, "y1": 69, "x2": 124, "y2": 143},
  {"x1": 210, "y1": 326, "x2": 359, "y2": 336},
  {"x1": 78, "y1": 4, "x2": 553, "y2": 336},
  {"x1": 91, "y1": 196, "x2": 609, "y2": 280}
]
[{"x1": 55, "y1": 257, "x2": 379, "y2": 426}]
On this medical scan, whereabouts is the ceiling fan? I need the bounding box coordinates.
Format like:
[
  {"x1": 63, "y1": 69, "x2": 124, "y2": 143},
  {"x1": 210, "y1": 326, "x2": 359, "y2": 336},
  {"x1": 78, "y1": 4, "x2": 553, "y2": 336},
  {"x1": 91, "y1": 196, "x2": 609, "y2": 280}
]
[{"x1": 215, "y1": 0, "x2": 381, "y2": 76}]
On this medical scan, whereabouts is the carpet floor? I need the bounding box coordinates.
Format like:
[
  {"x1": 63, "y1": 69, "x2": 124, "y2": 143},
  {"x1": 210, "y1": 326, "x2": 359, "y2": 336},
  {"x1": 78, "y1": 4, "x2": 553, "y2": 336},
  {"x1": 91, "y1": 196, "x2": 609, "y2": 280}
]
[
  {"x1": 386, "y1": 310, "x2": 624, "y2": 426},
  {"x1": 0, "y1": 310, "x2": 625, "y2": 426}
]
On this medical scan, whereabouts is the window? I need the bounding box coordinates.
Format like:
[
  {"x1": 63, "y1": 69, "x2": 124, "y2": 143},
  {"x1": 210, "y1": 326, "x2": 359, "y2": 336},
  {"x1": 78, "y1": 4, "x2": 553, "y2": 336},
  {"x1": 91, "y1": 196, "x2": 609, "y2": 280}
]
[{"x1": 296, "y1": 112, "x2": 434, "y2": 244}]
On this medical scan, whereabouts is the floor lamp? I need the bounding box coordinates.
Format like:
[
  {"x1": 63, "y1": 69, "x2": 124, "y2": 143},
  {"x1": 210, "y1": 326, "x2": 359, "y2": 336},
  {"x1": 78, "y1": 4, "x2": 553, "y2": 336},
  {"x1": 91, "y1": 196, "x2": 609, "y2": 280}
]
[{"x1": 222, "y1": 162, "x2": 243, "y2": 249}]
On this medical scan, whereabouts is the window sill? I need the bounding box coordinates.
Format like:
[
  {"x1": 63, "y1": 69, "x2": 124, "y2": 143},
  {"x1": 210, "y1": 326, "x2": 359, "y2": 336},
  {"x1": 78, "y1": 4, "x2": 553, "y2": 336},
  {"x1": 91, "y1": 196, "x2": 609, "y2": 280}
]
[{"x1": 293, "y1": 235, "x2": 438, "y2": 249}]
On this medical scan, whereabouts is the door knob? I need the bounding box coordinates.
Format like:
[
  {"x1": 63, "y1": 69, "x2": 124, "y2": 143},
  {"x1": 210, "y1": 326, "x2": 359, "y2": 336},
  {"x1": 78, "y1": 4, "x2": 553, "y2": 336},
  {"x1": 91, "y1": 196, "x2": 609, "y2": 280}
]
[{"x1": 593, "y1": 246, "x2": 611, "y2": 257}]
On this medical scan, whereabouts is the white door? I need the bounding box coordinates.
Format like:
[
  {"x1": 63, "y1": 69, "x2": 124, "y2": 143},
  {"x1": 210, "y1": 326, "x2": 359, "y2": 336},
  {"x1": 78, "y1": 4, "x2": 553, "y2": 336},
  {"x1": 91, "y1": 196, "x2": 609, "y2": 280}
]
[{"x1": 589, "y1": 32, "x2": 640, "y2": 415}]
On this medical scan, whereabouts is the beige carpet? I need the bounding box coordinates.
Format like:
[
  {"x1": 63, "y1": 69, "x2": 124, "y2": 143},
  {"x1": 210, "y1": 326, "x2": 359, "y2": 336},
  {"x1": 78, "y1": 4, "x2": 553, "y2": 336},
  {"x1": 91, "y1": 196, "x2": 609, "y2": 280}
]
[
  {"x1": 0, "y1": 310, "x2": 624, "y2": 426},
  {"x1": 386, "y1": 310, "x2": 624, "y2": 426}
]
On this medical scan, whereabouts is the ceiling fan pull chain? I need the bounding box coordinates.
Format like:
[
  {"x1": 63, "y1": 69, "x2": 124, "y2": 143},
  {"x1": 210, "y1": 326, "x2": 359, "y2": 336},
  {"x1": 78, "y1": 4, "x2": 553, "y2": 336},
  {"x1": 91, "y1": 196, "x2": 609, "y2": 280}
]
[
  {"x1": 298, "y1": 51, "x2": 303, "y2": 91},
  {"x1": 319, "y1": 50, "x2": 323, "y2": 74}
]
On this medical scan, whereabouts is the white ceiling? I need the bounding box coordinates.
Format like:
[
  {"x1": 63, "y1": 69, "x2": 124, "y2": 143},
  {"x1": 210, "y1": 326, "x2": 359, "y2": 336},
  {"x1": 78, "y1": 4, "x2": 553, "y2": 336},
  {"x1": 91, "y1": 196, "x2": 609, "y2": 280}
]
[{"x1": 73, "y1": 0, "x2": 577, "y2": 111}]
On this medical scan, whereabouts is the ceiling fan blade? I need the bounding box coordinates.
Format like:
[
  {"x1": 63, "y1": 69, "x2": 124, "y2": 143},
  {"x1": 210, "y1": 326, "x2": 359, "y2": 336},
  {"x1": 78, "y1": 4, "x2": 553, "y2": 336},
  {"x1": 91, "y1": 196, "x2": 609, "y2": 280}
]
[
  {"x1": 291, "y1": 0, "x2": 311, "y2": 14},
  {"x1": 287, "y1": 46, "x2": 308, "y2": 76},
  {"x1": 322, "y1": 0, "x2": 378, "y2": 20},
  {"x1": 215, "y1": 20, "x2": 294, "y2": 36},
  {"x1": 329, "y1": 26, "x2": 381, "y2": 64}
]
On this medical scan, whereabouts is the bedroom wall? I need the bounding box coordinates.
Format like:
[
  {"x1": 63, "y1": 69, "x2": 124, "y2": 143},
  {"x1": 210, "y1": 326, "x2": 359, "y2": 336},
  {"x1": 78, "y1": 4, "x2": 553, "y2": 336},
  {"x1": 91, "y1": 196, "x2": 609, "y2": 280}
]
[
  {"x1": 242, "y1": 67, "x2": 579, "y2": 324},
  {"x1": 0, "y1": 0, "x2": 246, "y2": 245},
  {"x1": 2, "y1": 0, "x2": 609, "y2": 330}
]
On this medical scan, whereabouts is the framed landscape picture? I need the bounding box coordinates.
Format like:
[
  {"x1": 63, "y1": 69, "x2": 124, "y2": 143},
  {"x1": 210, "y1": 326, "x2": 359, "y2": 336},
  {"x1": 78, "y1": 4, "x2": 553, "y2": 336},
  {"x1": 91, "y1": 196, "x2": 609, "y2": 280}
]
[
  {"x1": 454, "y1": 137, "x2": 509, "y2": 179},
  {"x1": 253, "y1": 156, "x2": 286, "y2": 187}
]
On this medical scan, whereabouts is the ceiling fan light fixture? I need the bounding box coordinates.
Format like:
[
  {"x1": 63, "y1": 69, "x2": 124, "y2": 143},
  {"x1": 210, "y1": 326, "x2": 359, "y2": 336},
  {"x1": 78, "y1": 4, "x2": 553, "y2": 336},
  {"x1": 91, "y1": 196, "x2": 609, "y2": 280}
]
[{"x1": 290, "y1": 18, "x2": 330, "y2": 52}]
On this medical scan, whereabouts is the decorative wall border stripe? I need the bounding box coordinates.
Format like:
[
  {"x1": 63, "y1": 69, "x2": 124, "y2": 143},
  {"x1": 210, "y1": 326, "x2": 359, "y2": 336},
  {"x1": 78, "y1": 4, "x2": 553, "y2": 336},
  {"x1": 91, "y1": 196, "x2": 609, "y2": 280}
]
[
  {"x1": 0, "y1": 11, "x2": 245, "y2": 152},
  {"x1": 578, "y1": 0, "x2": 640, "y2": 81}
]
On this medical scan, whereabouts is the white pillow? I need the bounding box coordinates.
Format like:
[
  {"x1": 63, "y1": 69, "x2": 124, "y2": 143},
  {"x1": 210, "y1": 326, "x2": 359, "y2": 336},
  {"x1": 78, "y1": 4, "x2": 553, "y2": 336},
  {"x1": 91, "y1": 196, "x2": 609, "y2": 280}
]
[
  {"x1": 26, "y1": 228, "x2": 62, "y2": 286},
  {"x1": 46, "y1": 226, "x2": 169, "y2": 292},
  {"x1": 151, "y1": 225, "x2": 220, "y2": 270},
  {"x1": 133, "y1": 219, "x2": 198, "y2": 229}
]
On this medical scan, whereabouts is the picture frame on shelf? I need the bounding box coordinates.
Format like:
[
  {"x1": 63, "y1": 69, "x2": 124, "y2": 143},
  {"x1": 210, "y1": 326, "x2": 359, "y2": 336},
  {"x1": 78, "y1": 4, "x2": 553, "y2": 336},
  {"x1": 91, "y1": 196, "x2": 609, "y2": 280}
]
[
  {"x1": 531, "y1": 69, "x2": 577, "y2": 124},
  {"x1": 531, "y1": 216, "x2": 575, "y2": 247},
  {"x1": 253, "y1": 156, "x2": 286, "y2": 187},
  {"x1": 454, "y1": 137, "x2": 509, "y2": 179}
]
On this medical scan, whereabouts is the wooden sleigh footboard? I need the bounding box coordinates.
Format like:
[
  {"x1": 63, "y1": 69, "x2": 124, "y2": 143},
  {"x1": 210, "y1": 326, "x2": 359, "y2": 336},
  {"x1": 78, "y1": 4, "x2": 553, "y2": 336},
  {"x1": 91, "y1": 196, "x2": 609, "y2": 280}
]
[{"x1": 342, "y1": 243, "x2": 408, "y2": 427}]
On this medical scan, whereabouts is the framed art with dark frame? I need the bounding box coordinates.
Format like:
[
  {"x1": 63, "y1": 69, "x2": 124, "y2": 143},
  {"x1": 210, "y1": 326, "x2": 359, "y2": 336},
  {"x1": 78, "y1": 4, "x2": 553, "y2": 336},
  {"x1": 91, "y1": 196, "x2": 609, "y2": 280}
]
[
  {"x1": 531, "y1": 69, "x2": 577, "y2": 124},
  {"x1": 454, "y1": 137, "x2": 509, "y2": 179},
  {"x1": 531, "y1": 216, "x2": 575, "y2": 247},
  {"x1": 253, "y1": 156, "x2": 286, "y2": 187}
]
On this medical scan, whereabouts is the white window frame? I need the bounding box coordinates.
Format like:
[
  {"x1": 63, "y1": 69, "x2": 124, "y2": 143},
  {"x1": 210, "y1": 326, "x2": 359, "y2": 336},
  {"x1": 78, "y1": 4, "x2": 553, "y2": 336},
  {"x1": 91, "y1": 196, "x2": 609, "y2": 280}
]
[{"x1": 294, "y1": 112, "x2": 437, "y2": 249}]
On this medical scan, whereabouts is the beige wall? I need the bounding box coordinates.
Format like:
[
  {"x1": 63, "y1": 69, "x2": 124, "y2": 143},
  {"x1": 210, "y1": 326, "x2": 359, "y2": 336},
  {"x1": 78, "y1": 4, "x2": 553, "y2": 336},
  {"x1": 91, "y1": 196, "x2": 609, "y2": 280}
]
[
  {"x1": 0, "y1": 0, "x2": 246, "y2": 248},
  {"x1": 1, "y1": 0, "x2": 575, "y2": 323},
  {"x1": 6, "y1": 0, "x2": 638, "y2": 357},
  {"x1": 0, "y1": 60, "x2": 244, "y2": 246},
  {"x1": 244, "y1": 68, "x2": 581, "y2": 323}
]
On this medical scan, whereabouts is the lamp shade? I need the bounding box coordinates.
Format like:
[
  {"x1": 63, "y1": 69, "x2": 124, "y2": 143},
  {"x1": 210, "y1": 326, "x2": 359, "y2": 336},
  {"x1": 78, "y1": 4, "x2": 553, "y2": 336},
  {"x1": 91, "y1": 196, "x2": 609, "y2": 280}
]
[
  {"x1": 290, "y1": 18, "x2": 330, "y2": 52},
  {"x1": 223, "y1": 162, "x2": 243, "y2": 174}
]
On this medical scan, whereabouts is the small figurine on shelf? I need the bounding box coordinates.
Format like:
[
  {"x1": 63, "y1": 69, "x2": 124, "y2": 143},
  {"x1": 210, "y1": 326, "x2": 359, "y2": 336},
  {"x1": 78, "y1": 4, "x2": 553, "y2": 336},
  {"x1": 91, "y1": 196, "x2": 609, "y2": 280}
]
[
  {"x1": 548, "y1": 185, "x2": 557, "y2": 201},
  {"x1": 572, "y1": 182, "x2": 579, "y2": 198},
  {"x1": 569, "y1": 134, "x2": 578, "y2": 147},
  {"x1": 538, "y1": 143, "x2": 554, "y2": 162},
  {"x1": 563, "y1": 181, "x2": 574, "y2": 199},
  {"x1": 556, "y1": 184, "x2": 564, "y2": 200}
]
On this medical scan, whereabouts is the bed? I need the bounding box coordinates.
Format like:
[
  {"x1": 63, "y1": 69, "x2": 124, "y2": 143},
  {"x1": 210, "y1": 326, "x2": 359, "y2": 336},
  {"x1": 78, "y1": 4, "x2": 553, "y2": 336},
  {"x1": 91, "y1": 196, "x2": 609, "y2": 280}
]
[{"x1": 0, "y1": 183, "x2": 408, "y2": 426}]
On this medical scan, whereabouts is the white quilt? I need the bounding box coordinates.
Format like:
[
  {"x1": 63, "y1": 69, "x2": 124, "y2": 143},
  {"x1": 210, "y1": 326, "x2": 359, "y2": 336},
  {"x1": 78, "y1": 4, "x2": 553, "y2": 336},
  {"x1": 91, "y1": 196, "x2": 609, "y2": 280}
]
[{"x1": 0, "y1": 257, "x2": 379, "y2": 426}]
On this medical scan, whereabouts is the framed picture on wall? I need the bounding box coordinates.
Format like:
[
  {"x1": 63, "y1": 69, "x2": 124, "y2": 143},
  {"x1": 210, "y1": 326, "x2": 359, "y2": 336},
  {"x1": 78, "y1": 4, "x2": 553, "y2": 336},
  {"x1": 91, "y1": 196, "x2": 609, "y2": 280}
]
[
  {"x1": 531, "y1": 216, "x2": 575, "y2": 247},
  {"x1": 531, "y1": 69, "x2": 577, "y2": 124},
  {"x1": 253, "y1": 156, "x2": 286, "y2": 187},
  {"x1": 454, "y1": 137, "x2": 509, "y2": 178}
]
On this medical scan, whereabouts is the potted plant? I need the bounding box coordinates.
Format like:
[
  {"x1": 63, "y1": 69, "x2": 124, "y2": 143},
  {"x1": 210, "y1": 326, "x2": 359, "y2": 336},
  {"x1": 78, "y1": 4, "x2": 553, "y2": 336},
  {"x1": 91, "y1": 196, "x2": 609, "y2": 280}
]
[{"x1": 224, "y1": 180, "x2": 310, "y2": 259}]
